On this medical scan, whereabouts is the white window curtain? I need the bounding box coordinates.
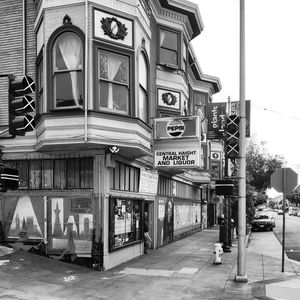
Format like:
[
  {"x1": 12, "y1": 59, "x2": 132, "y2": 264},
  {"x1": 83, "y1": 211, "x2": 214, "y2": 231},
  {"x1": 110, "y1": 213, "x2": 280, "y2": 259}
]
[
  {"x1": 107, "y1": 55, "x2": 121, "y2": 109},
  {"x1": 57, "y1": 33, "x2": 83, "y2": 107}
]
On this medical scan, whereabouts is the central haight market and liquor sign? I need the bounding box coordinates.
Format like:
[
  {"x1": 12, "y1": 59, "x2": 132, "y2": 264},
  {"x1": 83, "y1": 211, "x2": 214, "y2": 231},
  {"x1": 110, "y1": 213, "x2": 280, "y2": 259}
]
[
  {"x1": 155, "y1": 149, "x2": 200, "y2": 167},
  {"x1": 153, "y1": 116, "x2": 201, "y2": 169}
]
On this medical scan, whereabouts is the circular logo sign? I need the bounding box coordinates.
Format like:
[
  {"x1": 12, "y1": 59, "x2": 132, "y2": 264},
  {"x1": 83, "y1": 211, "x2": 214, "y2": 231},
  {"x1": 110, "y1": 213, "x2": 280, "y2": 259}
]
[
  {"x1": 166, "y1": 119, "x2": 185, "y2": 137},
  {"x1": 212, "y1": 152, "x2": 220, "y2": 159}
]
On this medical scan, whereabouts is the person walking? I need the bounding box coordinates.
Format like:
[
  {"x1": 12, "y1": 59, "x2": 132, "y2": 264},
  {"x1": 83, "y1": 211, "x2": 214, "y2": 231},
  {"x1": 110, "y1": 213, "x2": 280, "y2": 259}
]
[{"x1": 143, "y1": 212, "x2": 152, "y2": 254}]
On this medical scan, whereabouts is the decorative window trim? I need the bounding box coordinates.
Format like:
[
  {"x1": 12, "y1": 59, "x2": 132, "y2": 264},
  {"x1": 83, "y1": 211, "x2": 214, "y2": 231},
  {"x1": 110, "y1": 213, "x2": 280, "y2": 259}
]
[
  {"x1": 101, "y1": 17, "x2": 128, "y2": 40},
  {"x1": 47, "y1": 25, "x2": 85, "y2": 112}
]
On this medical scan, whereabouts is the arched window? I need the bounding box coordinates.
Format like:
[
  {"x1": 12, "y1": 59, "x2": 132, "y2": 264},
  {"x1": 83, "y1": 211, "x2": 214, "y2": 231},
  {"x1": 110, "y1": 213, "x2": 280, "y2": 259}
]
[
  {"x1": 52, "y1": 31, "x2": 83, "y2": 109},
  {"x1": 138, "y1": 51, "x2": 148, "y2": 122}
]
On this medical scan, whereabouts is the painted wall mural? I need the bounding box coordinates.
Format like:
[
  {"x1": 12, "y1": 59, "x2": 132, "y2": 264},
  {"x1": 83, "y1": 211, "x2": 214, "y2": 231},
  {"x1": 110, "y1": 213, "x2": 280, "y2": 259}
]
[
  {"x1": 1, "y1": 194, "x2": 93, "y2": 258},
  {"x1": 157, "y1": 197, "x2": 173, "y2": 247},
  {"x1": 8, "y1": 195, "x2": 44, "y2": 240},
  {"x1": 49, "y1": 197, "x2": 93, "y2": 256}
]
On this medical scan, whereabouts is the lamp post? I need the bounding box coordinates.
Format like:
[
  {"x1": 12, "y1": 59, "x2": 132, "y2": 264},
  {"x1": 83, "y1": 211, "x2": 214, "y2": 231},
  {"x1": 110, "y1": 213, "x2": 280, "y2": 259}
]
[{"x1": 235, "y1": 0, "x2": 248, "y2": 282}]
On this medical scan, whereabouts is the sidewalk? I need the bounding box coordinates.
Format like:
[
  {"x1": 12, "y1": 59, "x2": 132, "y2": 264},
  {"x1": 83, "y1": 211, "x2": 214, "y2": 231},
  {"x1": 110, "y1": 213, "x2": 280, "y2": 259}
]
[{"x1": 0, "y1": 227, "x2": 300, "y2": 300}]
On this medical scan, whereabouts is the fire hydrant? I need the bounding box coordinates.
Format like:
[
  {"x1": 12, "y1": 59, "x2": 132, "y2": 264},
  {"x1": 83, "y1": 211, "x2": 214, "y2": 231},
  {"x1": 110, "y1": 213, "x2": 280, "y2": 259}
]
[{"x1": 213, "y1": 243, "x2": 223, "y2": 265}]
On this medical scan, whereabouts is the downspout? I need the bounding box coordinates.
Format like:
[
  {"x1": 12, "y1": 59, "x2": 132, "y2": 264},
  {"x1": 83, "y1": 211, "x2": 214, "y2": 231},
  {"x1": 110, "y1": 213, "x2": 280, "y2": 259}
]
[
  {"x1": 84, "y1": 0, "x2": 88, "y2": 142},
  {"x1": 22, "y1": 0, "x2": 26, "y2": 75}
]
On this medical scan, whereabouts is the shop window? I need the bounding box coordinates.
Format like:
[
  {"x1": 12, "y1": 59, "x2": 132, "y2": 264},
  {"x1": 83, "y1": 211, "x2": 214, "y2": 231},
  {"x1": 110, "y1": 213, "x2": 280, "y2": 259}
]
[
  {"x1": 29, "y1": 160, "x2": 42, "y2": 189},
  {"x1": 159, "y1": 28, "x2": 178, "y2": 68},
  {"x1": 158, "y1": 176, "x2": 174, "y2": 196},
  {"x1": 4, "y1": 158, "x2": 93, "y2": 190},
  {"x1": 109, "y1": 196, "x2": 143, "y2": 251},
  {"x1": 53, "y1": 159, "x2": 67, "y2": 189},
  {"x1": 42, "y1": 160, "x2": 53, "y2": 189},
  {"x1": 98, "y1": 50, "x2": 129, "y2": 114},
  {"x1": 138, "y1": 51, "x2": 148, "y2": 122},
  {"x1": 52, "y1": 31, "x2": 84, "y2": 109},
  {"x1": 111, "y1": 162, "x2": 139, "y2": 192}
]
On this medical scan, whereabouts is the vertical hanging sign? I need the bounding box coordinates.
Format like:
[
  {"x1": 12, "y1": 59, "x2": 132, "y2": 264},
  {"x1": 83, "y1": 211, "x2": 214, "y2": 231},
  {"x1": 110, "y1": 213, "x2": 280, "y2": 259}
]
[{"x1": 207, "y1": 102, "x2": 226, "y2": 140}]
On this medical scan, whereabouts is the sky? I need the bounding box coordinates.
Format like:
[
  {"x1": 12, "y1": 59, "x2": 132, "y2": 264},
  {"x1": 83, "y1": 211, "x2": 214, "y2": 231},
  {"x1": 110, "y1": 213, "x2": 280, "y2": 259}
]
[{"x1": 189, "y1": 0, "x2": 300, "y2": 184}]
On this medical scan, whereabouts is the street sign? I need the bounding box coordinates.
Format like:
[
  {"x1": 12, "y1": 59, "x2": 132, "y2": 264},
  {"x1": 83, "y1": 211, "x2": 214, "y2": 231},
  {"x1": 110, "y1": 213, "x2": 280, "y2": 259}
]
[{"x1": 271, "y1": 167, "x2": 298, "y2": 193}]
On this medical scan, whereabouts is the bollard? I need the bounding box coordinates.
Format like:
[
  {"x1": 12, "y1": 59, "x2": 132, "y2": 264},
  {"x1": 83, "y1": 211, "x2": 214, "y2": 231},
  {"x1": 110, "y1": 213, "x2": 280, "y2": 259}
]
[{"x1": 213, "y1": 243, "x2": 223, "y2": 265}]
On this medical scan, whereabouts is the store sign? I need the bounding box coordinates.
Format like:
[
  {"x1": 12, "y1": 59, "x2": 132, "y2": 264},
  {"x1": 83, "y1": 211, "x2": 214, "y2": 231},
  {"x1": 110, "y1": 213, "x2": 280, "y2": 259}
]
[
  {"x1": 154, "y1": 149, "x2": 200, "y2": 168},
  {"x1": 207, "y1": 102, "x2": 226, "y2": 140},
  {"x1": 153, "y1": 116, "x2": 200, "y2": 140},
  {"x1": 139, "y1": 169, "x2": 159, "y2": 194}
]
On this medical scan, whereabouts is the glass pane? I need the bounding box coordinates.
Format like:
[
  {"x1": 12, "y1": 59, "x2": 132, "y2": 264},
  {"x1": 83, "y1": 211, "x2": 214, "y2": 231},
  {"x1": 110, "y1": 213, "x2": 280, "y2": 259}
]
[
  {"x1": 139, "y1": 53, "x2": 147, "y2": 90},
  {"x1": 54, "y1": 160, "x2": 67, "y2": 189},
  {"x1": 67, "y1": 159, "x2": 80, "y2": 188},
  {"x1": 54, "y1": 32, "x2": 83, "y2": 71},
  {"x1": 99, "y1": 51, "x2": 128, "y2": 84},
  {"x1": 42, "y1": 160, "x2": 53, "y2": 189},
  {"x1": 125, "y1": 166, "x2": 130, "y2": 191},
  {"x1": 114, "y1": 162, "x2": 120, "y2": 190},
  {"x1": 160, "y1": 48, "x2": 177, "y2": 66},
  {"x1": 113, "y1": 84, "x2": 128, "y2": 112},
  {"x1": 120, "y1": 163, "x2": 125, "y2": 190},
  {"x1": 16, "y1": 161, "x2": 28, "y2": 189},
  {"x1": 55, "y1": 71, "x2": 83, "y2": 108},
  {"x1": 80, "y1": 158, "x2": 93, "y2": 188},
  {"x1": 161, "y1": 30, "x2": 177, "y2": 50},
  {"x1": 139, "y1": 87, "x2": 147, "y2": 122},
  {"x1": 29, "y1": 160, "x2": 42, "y2": 189},
  {"x1": 99, "y1": 81, "x2": 109, "y2": 108}
]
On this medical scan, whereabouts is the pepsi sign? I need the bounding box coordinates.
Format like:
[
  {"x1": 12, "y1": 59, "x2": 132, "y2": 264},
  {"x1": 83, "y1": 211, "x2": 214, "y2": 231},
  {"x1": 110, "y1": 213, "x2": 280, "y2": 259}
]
[
  {"x1": 166, "y1": 119, "x2": 185, "y2": 137},
  {"x1": 153, "y1": 116, "x2": 200, "y2": 140}
]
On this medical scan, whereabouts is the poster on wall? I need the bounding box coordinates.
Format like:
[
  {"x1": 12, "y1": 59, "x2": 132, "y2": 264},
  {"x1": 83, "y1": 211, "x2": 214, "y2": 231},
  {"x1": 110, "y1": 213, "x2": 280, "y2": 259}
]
[
  {"x1": 7, "y1": 195, "x2": 44, "y2": 240},
  {"x1": 49, "y1": 197, "x2": 93, "y2": 257},
  {"x1": 157, "y1": 197, "x2": 173, "y2": 247}
]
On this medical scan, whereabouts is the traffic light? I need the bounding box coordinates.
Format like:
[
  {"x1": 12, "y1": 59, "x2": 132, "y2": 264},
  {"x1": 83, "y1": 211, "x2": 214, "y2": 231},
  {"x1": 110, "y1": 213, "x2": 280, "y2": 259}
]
[
  {"x1": 0, "y1": 165, "x2": 19, "y2": 192},
  {"x1": 8, "y1": 75, "x2": 35, "y2": 137},
  {"x1": 225, "y1": 115, "x2": 240, "y2": 159}
]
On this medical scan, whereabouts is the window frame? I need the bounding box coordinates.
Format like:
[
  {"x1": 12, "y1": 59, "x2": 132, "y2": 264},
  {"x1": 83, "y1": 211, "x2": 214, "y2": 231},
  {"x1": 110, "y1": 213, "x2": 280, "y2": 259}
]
[
  {"x1": 138, "y1": 50, "x2": 149, "y2": 123},
  {"x1": 158, "y1": 26, "x2": 181, "y2": 69},
  {"x1": 95, "y1": 43, "x2": 134, "y2": 116},
  {"x1": 47, "y1": 25, "x2": 85, "y2": 111}
]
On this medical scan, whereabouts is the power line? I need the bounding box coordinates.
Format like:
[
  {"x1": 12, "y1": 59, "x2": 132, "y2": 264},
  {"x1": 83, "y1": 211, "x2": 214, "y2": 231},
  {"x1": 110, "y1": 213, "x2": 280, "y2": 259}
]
[{"x1": 252, "y1": 104, "x2": 300, "y2": 121}]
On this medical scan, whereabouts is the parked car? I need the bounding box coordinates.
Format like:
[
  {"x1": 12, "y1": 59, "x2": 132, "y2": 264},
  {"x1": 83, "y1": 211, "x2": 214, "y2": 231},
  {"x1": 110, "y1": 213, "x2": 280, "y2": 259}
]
[
  {"x1": 251, "y1": 214, "x2": 275, "y2": 231},
  {"x1": 297, "y1": 211, "x2": 300, "y2": 217},
  {"x1": 288, "y1": 207, "x2": 299, "y2": 216},
  {"x1": 277, "y1": 209, "x2": 283, "y2": 215}
]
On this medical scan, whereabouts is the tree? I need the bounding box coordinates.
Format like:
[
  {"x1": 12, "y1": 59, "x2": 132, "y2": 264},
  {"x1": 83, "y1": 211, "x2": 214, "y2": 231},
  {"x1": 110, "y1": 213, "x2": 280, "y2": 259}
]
[
  {"x1": 246, "y1": 140, "x2": 285, "y2": 192},
  {"x1": 287, "y1": 185, "x2": 300, "y2": 206}
]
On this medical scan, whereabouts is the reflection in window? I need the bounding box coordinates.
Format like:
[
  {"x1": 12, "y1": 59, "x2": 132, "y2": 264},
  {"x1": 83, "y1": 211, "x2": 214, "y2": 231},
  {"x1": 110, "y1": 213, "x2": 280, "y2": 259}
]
[
  {"x1": 110, "y1": 197, "x2": 142, "y2": 250},
  {"x1": 99, "y1": 50, "x2": 129, "y2": 113},
  {"x1": 138, "y1": 52, "x2": 148, "y2": 122},
  {"x1": 159, "y1": 29, "x2": 178, "y2": 67},
  {"x1": 53, "y1": 32, "x2": 83, "y2": 109}
]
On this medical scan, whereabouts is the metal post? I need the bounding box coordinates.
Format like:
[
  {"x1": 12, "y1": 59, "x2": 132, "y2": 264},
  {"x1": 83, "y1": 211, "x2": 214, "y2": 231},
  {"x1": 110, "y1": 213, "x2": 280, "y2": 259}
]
[
  {"x1": 281, "y1": 168, "x2": 286, "y2": 272},
  {"x1": 235, "y1": 0, "x2": 248, "y2": 282}
]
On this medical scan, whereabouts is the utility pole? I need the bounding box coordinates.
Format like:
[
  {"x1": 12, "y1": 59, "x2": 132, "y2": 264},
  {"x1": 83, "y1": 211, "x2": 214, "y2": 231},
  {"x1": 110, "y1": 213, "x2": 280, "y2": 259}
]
[{"x1": 235, "y1": 0, "x2": 248, "y2": 282}]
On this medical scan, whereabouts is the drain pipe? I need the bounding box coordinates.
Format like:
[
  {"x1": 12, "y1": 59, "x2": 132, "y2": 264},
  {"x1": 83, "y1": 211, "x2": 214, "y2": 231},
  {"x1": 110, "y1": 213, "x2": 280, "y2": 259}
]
[
  {"x1": 84, "y1": 0, "x2": 88, "y2": 142},
  {"x1": 22, "y1": 0, "x2": 26, "y2": 75}
]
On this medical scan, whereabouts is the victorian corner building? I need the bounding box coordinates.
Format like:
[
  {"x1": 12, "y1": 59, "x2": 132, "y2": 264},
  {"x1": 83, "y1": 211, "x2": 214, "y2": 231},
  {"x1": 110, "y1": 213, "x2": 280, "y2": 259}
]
[{"x1": 0, "y1": 0, "x2": 224, "y2": 270}]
